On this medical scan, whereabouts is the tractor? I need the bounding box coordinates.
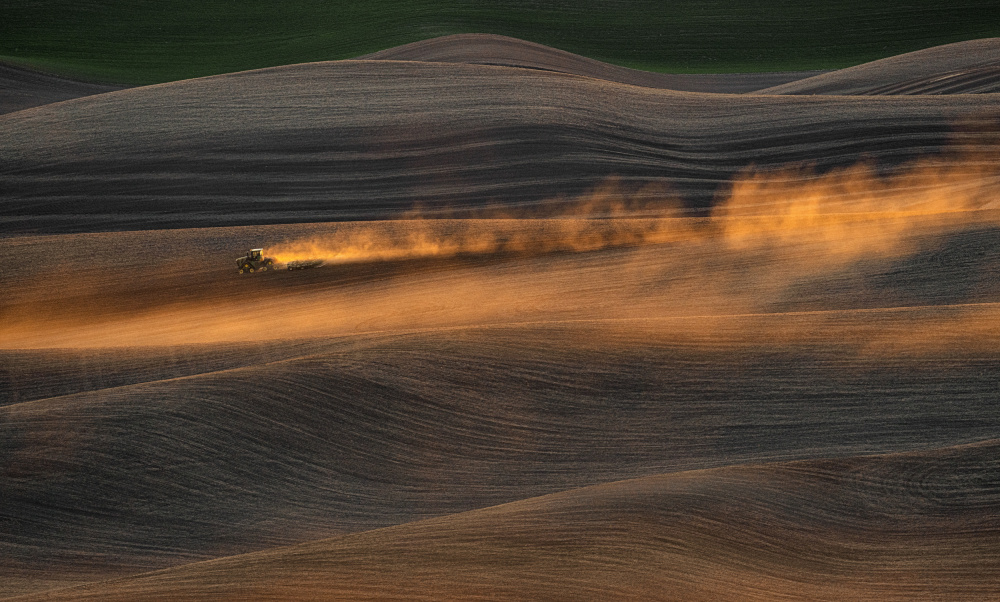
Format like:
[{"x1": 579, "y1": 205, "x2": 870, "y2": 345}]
[{"x1": 236, "y1": 248, "x2": 276, "y2": 274}]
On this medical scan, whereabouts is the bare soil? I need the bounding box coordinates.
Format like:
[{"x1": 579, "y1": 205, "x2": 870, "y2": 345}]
[{"x1": 2, "y1": 35, "x2": 1000, "y2": 600}]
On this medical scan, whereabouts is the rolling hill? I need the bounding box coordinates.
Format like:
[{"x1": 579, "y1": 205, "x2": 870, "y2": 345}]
[
  {"x1": 4, "y1": 36, "x2": 1000, "y2": 232},
  {"x1": 2, "y1": 34, "x2": 1000, "y2": 600}
]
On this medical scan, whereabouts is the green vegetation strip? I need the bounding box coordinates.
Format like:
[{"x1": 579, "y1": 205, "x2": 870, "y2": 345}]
[{"x1": 3, "y1": 0, "x2": 1000, "y2": 84}]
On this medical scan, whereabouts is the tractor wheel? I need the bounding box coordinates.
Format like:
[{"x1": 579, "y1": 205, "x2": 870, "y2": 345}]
[
  {"x1": 238, "y1": 268, "x2": 244, "y2": 274},
  {"x1": 260, "y1": 265, "x2": 267, "y2": 272}
]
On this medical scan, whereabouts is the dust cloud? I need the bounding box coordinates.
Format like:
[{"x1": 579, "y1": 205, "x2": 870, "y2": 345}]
[
  {"x1": 716, "y1": 153, "x2": 999, "y2": 266},
  {"x1": 270, "y1": 151, "x2": 999, "y2": 271},
  {"x1": 267, "y1": 180, "x2": 693, "y2": 265},
  {"x1": 4, "y1": 149, "x2": 1000, "y2": 351}
]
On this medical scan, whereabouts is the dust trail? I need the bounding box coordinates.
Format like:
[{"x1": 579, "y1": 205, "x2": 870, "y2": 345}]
[
  {"x1": 269, "y1": 149, "x2": 1000, "y2": 270},
  {"x1": 716, "y1": 152, "x2": 1000, "y2": 266},
  {"x1": 3, "y1": 148, "x2": 1000, "y2": 351},
  {"x1": 267, "y1": 180, "x2": 692, "y2": 265}
]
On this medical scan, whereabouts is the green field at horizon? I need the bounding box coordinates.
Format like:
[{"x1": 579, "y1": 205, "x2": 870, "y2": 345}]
[{"x1": 3, "y1": 0, "x2": 1000, "y2": 85}]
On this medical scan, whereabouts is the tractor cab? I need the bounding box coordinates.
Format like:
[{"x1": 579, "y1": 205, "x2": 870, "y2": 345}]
[{"x1": 248, "y1": 249, "x2": 263, "y2": 261}]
